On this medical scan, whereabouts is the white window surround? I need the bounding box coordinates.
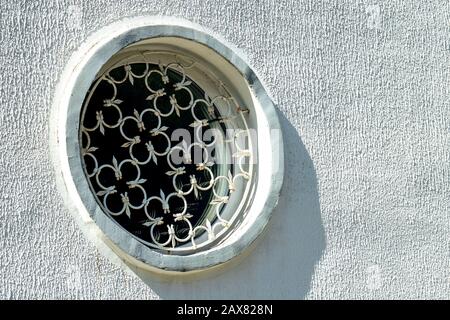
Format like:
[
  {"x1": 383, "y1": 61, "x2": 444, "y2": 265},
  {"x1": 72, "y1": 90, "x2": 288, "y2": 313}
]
[{"x1": 50, "y1": 16, "x2": 284, "y2": 273}]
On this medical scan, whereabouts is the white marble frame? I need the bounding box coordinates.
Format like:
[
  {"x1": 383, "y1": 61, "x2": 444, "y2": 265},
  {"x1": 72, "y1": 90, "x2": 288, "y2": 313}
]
[{"x1": 50, "y1": 16, "x2": 284, "y2": 273}]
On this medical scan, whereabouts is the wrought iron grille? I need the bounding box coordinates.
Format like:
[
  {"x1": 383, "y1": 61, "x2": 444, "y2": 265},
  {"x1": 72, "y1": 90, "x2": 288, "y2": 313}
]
[{"x1": 79, "y1": 52, "x2": 253, "y2": 252}]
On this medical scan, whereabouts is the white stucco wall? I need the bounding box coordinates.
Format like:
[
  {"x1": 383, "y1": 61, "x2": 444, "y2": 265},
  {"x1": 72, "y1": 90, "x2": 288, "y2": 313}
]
[{"x1": 0, "y1": 0, "x2": 448, "y2": 299}]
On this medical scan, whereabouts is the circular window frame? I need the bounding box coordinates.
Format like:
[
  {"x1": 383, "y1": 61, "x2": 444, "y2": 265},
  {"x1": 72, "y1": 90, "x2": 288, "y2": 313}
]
[{"x1": 51, "y1": 16, "x2": 284, "y2": 273}]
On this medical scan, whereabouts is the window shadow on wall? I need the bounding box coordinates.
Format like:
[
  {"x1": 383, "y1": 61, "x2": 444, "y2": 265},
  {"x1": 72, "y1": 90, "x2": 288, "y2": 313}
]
[{"x1": 130, "y1": 110, "x2": 325, "y2": 299}]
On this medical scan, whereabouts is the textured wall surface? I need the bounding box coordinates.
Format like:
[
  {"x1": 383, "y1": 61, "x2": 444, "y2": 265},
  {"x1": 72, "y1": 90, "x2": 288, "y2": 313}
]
[{"x1": 0, "y1": 0, "x2": 449, "y2": 299}]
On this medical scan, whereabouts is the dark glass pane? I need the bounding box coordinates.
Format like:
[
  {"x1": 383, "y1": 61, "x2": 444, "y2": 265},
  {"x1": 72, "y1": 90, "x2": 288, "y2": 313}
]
[{"x1": 80, "y1": 63, "x2": 223, "y2": 248}]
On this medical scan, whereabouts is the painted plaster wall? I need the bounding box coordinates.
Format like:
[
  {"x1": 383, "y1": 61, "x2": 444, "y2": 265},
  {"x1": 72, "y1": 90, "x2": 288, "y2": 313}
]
[{"x1": 0, "y1": 0, "x2": 448, "y2": 299}]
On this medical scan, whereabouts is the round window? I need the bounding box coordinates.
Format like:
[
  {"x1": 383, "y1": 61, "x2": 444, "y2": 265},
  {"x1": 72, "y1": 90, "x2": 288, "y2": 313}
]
[{"x1": 51, "y1": 17, "x2": 283, "y2": 273}]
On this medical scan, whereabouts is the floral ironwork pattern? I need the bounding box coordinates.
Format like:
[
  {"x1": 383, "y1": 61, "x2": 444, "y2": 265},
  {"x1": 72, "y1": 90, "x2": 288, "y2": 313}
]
[{"x1": 80, "y1": 55, "x2": 252, "y2": 251}]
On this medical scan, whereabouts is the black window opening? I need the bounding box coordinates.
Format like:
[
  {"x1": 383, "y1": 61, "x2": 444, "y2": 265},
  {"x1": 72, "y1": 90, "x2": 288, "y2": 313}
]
[{"x1": 80, "y1": 62, "x2": 231, "y2": 249}]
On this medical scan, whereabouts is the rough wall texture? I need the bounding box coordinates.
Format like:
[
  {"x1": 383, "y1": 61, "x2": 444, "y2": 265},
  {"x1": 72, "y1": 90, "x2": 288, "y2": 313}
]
[{"x1": 0, "y1": 0, "x2": 449, "y2": 299}]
